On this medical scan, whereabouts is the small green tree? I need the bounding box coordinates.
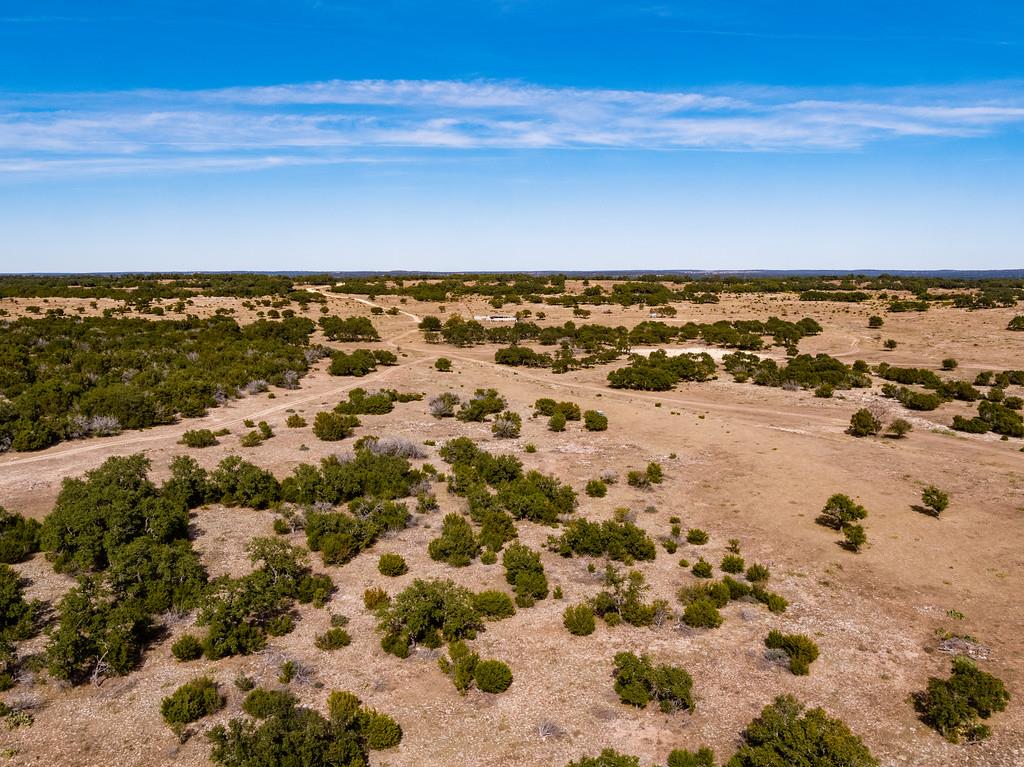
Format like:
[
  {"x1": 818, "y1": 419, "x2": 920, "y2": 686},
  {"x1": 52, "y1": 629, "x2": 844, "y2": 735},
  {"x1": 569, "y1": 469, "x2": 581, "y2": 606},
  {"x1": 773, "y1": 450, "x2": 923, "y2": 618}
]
[
  {"x1": 921, "y1": 485, "x2": 949, "y2": 516},
  {"x1": 583, "y1": 410, "x2": 608, "y2": 431},
  {"x1": 848, "y1": 409, "x2": 881, "y2": 437},
  {"x1": 563, "y1": 603, "x2": 596, "y2": 636},
  {"x1": 842, "y1": 523, "x2": 867, "y2": 552},
  {"x1": 914, "y1": 656, "x2": 1009, "y2": 743}
]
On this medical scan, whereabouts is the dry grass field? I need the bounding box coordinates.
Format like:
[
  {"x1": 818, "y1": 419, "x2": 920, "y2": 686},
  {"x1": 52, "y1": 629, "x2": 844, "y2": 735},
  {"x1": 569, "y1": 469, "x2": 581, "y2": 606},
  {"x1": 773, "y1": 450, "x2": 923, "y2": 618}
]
[{"x1": 1, "y1": 283, "x2": 1022, "y2": 767}]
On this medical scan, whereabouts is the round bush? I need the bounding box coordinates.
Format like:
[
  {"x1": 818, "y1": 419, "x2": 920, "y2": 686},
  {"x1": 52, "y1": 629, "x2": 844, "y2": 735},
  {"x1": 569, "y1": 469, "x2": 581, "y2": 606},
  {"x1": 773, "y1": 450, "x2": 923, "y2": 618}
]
[
  {"x1": 474, "y1": 659, "x2": 513, "y2": 693},
  {"x1": 585, "y1": 479, "x2": 608, "y2": 498},
  {"x1": 315, "y1": 627, "x2": 352, "y2": 650},
  {"x1": 563, "y1": 604, "x2": 596, "y2": 636},
  {"x1": 171, "y1": 634, "x2": 204, "y2": 662},
  {"x1": 682, "y1": 598, "x2": 723, "y2": 629},
  {"x1": 686, "y1": 528, "x2": 709, "y2": 545},
  {"x1": 377, "y1": 553, "x2": 408, "y2": 577},
  {"x1": 362, "y1": 709, "x2": 403, "y2": 749},
  {"x1": 160, "y1": 677, "x2": 224, "y2": 726}
]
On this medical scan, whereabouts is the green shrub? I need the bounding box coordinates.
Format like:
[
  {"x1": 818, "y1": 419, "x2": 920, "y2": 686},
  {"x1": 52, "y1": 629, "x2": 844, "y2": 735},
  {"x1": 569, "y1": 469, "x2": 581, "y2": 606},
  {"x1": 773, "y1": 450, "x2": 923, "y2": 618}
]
[
  {"x1": 914, "y1": 657, "x2": 1009, "y2": 742},
  {"x1": 765, "y1": 630, "x2": 820, "y2": 675},
  {"x1": 868, "y1": 315, "x2": 883, "y2": 328},
  {"x1": 745, "y1": 563, "x2": 770, "y2": 582},
  {"x1": 457, "y1": 388, "x2": 506, "y2": 422},
  {"x1": 435, "y1": 357, "x2": 452, "y2": 372},
  {"x1": 752, "y1": 585, "x2": 788, "y2": 613},
  {"x1": 551, "y1": 518, "x2": 656, "y2": 562},
  {"x1": 612, "y1": 651, "x2": 694, "y2": 713},
  {"x1": 363, "y1": 587, "x2": 390, "y2": 610},
  {"x1": 502, "y1": 543, "x2": 549, "y2": 606},
  {"x1": 210, "y1": 689, "x2": 401, "y2": 764},
  {"x1": 438, "y1": 640, "x2": 479, "y2": 693},
  {"x1": 285, "y1": 413, "x2": 306, "y2": 428},
  {"x1": 548, "y1": 411, "x2": 567, "y2": 432},
  {"x1": 584, "y1": 410, "x2": 609, "y2": 431},
  {"x1": 315, "y1": 627, "x2": 352, "y2": 650},
  {"x1": 171, "y1": 634, "x2": 203, "y2": 662},
  {"x1": 472, "y1": 590, "x2": 516, "y2": 620},
  {"x1": 312, "y1": 411, "x2": 358, "y2": 441},
  {"x1": 843, "y1": 524, "x2": 867, "y2": 552},
  {"x1": 922, "y1": 485, "x2": 949, "y2": 516},
  {"x1": 720, "y1": 554, "x2": 745, "y2": 574},
  {"x1": 567, "y1": 750, "x2": 640, "y2": 767},
  {"x1": 682, "y1": 598, "x2": 723, "y2": 629},
  {"x1": 160, "y1": 677, "x2": 224, "y2": 726},
  {"x1": 0, "y1": 507, "x2": 40, "y2": 564},
  {"x1": 848, "y1": 409, "x2": 882, "y2": 437},
  {"x1": 887, "y1": 418, "x2": 913, "y2": 438},
  {"x1": 428, "y1": 513, "x2": 480, "y2": 567},
  {"x1": 377, "y1": 553, "x2": 408, "y2": 577},
  {"x1": 474, "y1": 659, "x2": 513, "y2": 693},
  {"x1": 563, "y1": 603, "x2": 597, "y2": 636},
  {"x1": 180, "y1": 429, "x2": 219, "y2": 448},
  {"x1": 728, "y1": 695, "x2": 877, "y2": 766},
  {"x1": 691, "y1": 559, "x2": 712, "y2": 578},
  {"x1": 818, "y1": 494, "x2": 867, "y2": 529},
  {"x1": 377, "y1": 579, "x2": 482, "y2": 656},
  {"x1": 942, "y1": 358, "x2": 958, "y2": 371},
  {"x1": 667, "y1": 748, "x2": 715, "y2": 767},
  {"x1": 686, "y1": 528, "x2": 708, "y2": 545},
  {"x1": 586, "y1": 479, "x2": 608, "y2": 498}
]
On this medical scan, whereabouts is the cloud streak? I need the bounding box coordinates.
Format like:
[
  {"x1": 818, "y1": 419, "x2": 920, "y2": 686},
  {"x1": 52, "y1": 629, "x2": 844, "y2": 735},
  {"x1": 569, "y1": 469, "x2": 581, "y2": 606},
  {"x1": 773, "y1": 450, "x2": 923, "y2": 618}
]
[{"x1": 2, "y1": 78, "x2": 1024, "y2": 175}]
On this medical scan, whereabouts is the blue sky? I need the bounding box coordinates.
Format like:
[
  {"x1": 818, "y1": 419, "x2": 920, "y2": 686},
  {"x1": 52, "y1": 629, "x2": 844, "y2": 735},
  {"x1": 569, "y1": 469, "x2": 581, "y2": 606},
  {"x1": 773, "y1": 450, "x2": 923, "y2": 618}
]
[{"x1": 1, "y1": 1, "x2": 1023, "y2": 272}]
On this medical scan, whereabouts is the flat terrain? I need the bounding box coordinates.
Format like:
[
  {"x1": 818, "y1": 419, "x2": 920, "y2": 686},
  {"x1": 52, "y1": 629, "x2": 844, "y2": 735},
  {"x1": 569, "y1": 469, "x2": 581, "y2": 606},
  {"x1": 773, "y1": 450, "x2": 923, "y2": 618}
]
[{"x1": 1, "y1": 285, "x2": 1022, "y2": 766}]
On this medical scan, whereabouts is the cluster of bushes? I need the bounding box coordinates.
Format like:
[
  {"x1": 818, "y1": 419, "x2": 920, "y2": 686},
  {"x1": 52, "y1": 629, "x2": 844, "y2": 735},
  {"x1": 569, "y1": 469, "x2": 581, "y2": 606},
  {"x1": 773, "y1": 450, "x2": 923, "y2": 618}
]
[
  {"x1": 569, "y1": 694, "x2": 875, "y2": 766},
  {"x1": 306, "y1": 497, "x2": 411, "y2": 566},
  {"x1": 627, "y1": 462, "x2": 663, "y2": 489},
  {"x1": 723, "y1": 352, "x2": 870, "y2": 391},
  {"x1": 549, "y1": 518, "x2": 657, "y2": 562},
  {"x1": 952, "y1": 400, "x2": 1024, "y2": 438},
  {"x1": 440, "y1": 437, "x2": 576, "y2": 534},
  {"x1": 281, "y1": 449, "x2": 426, "y2": 506},
  {"x1": 612, "y1": 651, "x2": 694, "y2": 712},
  {"x1": 608, "y1": 351, "x2": 717, "y2": 391},
  {"x1": 195, "y1": 537, "x2": 333, "y2": 659},
  {"x1": 333, "y1": 387, "x2": 422, "y2": 416},
  {"x1": 678, "y1": 573, "x2": 787, "y2": 628},
  {"x1": 0, "y1": 563, "x2": 41, "y2": 687},
  {"x1": 317, "y1": 315, "x2": 379, "y2": 341},
  {"x1": 208, "y1": 689, "x2": 401, "y2": 765},
  {"x1": 39, "y1": 455, "x2": 211, "y2": 683},
  {"x1": 0, "y1": 314, "x2": 316, "y2": 452},
  {"x1": 375, "y1": 579, "x2": 486, "y2": 658},
  {"x1": 847, "y1": 408, "x2": 910, "y2": 440},
  {"x1": 327, "y1": 348, "x2": 397, "y2": 376},
  {"x1": 180, "y1": 428, "x2": 221, "y2": 448},
  {"x1": 816, "y1": 493, "x2": 869, "y2": 552},
  {"x1": 765, "y1": 630, "x2": 819, "y2": 675},
  {"x1": 914, "y1": 657, "x2": 1009, "y2": 742},
  {"x1": 589, "y1": 566, "x2": 668, "y2": 628},
  {"x1": 502, "y1": 542, "x2": 549, "y2": 606},
  {"x1": 438, "y1": 640, "x2": 514, "y2": 694}
]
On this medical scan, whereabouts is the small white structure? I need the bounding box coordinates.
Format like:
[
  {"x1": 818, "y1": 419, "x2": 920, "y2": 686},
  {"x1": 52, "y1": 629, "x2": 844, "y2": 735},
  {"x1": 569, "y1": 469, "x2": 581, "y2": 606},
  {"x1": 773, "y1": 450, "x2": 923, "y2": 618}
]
[{"x1": 473, "y1": 315, "x2": 517, "y2": 322}]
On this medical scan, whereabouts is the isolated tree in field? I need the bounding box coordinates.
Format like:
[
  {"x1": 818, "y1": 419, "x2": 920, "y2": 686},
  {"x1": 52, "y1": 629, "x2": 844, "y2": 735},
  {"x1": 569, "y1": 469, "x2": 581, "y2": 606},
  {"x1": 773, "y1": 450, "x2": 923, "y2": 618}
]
[
  {"x1": 921, "y1": 485, "x2": 949, "y2": 516},
  {"x1": 887, "y1": 418, "x2": 912, "y2": 438},
  {"x1": 1007, "y1": 315, "x2": 1024, "y2": 331},
  {"x1": 883, "y1": 338, "x2": 897, "y2": 350},
  {"x1": 434, "y1": 357, "x2": 452, "y2": 371},
  {"x1": 818, "y1": 494, "x2": 867, "y2": 529},
  {"x1": 583, "y1": 410, "x2": 608, "y2": 431},
  {"x1": 914, "y1": 656, "x2": 1009, "y2": 743},
  {"x1": 848, "y1": 408, "x2": 881, "y2": 437},
  {"x1": 868, "y1": 315, "x2": 884, "y2": 328}
]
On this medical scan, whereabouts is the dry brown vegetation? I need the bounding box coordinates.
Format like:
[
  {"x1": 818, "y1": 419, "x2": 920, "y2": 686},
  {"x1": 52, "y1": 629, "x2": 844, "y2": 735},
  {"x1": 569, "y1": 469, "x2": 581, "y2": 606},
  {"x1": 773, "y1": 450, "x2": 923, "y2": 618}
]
[{"x1": 1, "y1": 281, "x2": 1022, "y2": 766}]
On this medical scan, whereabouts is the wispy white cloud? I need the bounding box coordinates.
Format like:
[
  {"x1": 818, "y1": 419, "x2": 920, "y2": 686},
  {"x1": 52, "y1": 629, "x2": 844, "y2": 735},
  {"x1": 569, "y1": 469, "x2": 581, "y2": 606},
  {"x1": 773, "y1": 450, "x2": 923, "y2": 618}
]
[{"x1": 2, "y1": 78, "x2": 1024, "y2": 175}]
